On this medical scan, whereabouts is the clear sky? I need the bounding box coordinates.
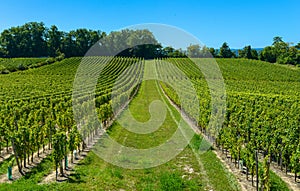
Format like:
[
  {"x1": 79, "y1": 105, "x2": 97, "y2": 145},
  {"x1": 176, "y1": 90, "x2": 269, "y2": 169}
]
[{"x1": 0, "y1": 0, "x2": 299, "y2": 48}]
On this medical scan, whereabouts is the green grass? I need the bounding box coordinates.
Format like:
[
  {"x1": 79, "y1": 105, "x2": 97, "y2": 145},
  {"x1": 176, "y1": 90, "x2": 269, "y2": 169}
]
[
  {"x1": 17, "y1": 154, "x2": 54, "y2": 184},
  {"x1": 107, "y1": 80, "x2": 177, "y2": 149},
  {"x1": 0, "y1": 154, "x2": 55, "y2": 191},
  {"x1": 269, "y1": 169, "x2": 291, "y2": 191}
]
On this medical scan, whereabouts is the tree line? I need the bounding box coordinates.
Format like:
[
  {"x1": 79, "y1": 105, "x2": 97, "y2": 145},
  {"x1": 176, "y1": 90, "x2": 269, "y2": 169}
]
[
  {"x1": 0, "y1": 22, "x2": 299, "y2": 65},
  {"x1": 0, "y1": 22, "x2": 105, "y2": 58},
  {"x1": 0, "y1": 22, "x2": 161, "y2": 59},
  {"x1": 186, "y1": 37, "x2": 300, "y2": 65}
]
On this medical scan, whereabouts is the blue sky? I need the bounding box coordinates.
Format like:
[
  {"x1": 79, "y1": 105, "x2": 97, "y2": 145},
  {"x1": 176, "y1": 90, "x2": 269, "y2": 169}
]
[{"x1": 0, "y1": 0, "x2": 299, "y2": 48}]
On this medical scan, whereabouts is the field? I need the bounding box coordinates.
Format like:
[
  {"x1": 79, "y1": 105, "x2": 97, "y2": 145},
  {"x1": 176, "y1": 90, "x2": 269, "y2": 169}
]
[{"x1": 0, "y1": 57, "x2": 299, "y2": 190}]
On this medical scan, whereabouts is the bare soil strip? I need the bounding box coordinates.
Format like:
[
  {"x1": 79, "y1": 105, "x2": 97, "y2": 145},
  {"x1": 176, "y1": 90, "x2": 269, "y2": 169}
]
[
  {"x1": 41, "y1": 136, "x2": 101, "y2": 184},
  {"x1": 0, "y1": 145, "x2": 51, "y2": 183},
  {"x1": 0, "y1": 147, "x2": 13, "y2": 163}
]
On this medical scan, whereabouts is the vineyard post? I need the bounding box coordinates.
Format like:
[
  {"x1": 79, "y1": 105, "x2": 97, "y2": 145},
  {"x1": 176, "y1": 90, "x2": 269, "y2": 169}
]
[
  {"x1": 55, "y1": 163, "x2": 58, "y2": 181},
  {"x1": 256, "y1": 150, "x2": 259, "y2": 191},
  {"x1": 64, "y1": 134, "x2": 68, "y2": 170},
  {"x1": 0, "y1": 135, "x2": 2, "y2": 156}
]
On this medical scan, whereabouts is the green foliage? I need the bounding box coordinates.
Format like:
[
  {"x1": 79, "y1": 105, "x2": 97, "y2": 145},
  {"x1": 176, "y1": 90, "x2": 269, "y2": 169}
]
[
  {"x1": 187, "y1": 44, "x2": 201, "y2": 58},
  {"x1": 0, "y1": 57, "x2": 297, "y2": 190},
  {"x1": 161, "y1": 58, "x2": 298, "y2": 190},
  {"x1": 0, "y1": 56, "x2": 144, "y2": 180},
  {"x1": 0, "y1": 58, "x2": 47, "y2": 73},
  {"x1": 0, "y1": 64, "x2": 8, "y2": 74},
  {"x1": 0, "y1": 68, "x2": 237, "y2": 190},
  {"x1": 273, "y1": 36, "x2": 284, "y2": 45},
  {"x1": 219, "y1": 42, "x2": 235, "y2": 58},
  {"x1": 0, "y1": 156, "x2": 14, "y2": 174},
  {"x1": 187, "y1": 44, "x2": 213, "y2": 58},
  {"x1": 52, "y1": 132, "x2": 67, "y2": 167},
  {"x1": 163, "y1": 46, "x2": 186, "y2": 58},
  {"x1": 0, "y1": 22, "x2": 106, "y2": 58},
  {"x1": 291, "y1": 143, "x2": 300, "y2": 175},
  {"x1": 238, "y1": 45, "x2": 258, "y2": 59},
  {"x1": 0, "y1": 22, "x2": 163, "y2": 58},
  {"x1": 260, "y1": 37, "x2": 300, "y2": 65},
  {"x1": 259, "y1": 46, "x2": 277, "y2": 62}
]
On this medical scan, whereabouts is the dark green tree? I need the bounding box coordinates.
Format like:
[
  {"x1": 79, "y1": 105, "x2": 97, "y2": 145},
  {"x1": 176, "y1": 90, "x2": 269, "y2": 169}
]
[
  {"x1": 260, "y1": 46, "x2": 276, "y2": 63},
  {"x1": 219, "y1": 42, "x2": 234, "y2": 58},
  {"x1": 238, "y1": 45, "x2": 258, "y2": 60},
  {"x1": 273, "y1": 36, "x2": 283, "y2": 45},
  {"x1": 251, "y1": 49, "x2": 258, "y2": 60},
  {"x1": 209, "y1": 47, "x2": 217, "y2": 57},
  {"x1": 163, "y1": 46, "x2": 175, "y2": 57},
  {"x1": 47, "y1": 25, "x2": 62, "y2": 57},
  {"x1": 172, "y1": 49, "x2": 186, "y2": 58}
]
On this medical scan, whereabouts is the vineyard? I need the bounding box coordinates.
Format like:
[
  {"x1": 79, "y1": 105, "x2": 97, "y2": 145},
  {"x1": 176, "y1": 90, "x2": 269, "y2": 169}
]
[
  {"x1": 159, "y1": 58, "x2": 300, "y2": 190},
  {"x1": 0, "y1": 57, "x2": 299, "y2": 190},
  {"x1": 0, "y1": 57, "x2": 144, "y2": 188}
]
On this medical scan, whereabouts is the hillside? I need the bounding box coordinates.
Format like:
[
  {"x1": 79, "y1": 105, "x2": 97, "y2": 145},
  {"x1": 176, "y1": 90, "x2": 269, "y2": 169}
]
[{"x1": 0, "y1": 57, "x2": 298, "y2": 190}]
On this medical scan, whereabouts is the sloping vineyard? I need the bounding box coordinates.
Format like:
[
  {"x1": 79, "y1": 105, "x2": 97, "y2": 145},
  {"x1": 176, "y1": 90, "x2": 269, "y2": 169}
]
[
  {"x1": 158, "y1": 58, "x2": 300, "y2": 190},
  {"x1": 0, "y1": 56, "x2": 66, "y2": 74},
  {"x1": 0, "y1": 58, "x2": 46, "y2": 73},
  {"x1": 0, "y1": 56, "x2": 144, "y2": 180}
]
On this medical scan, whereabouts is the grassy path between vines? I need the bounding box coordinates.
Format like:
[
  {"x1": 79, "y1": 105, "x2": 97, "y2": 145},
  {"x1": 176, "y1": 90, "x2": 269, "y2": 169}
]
[{"x1": 0, "y1": 60, "x2": 240, "y2": 190}]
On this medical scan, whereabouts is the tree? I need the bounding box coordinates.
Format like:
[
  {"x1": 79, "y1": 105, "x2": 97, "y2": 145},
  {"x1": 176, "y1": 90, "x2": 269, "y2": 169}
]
[
  {"x1": 160, "y1": 47, "x2": 186, "y2": 58},
  {"x1": 200, "y1": 46, "x2": 212, "y2": 58},
  {"x1": 260, "y1": 37, "x2": 300, "y2": 65},
  {"x1": 238, "y1": 45, "x2": 258, "y2": 60},
  {"x1": 273, "y1": 36, "x2": 283, "y2": 45},
  {"x1": 209, "y1": 47, "x2": 217, "y2": 58},
  {"x1": 260, "y1": 46, "x2": 276, "y2": 63},
  {"x1": 238, "y1": 46, "x2": 251, "y2": 59},
  {"x1": 277, "y1": 46, "x2": 300, "y2": 65},
  {"x1": 47, "y1": 25, "x2": 62, "y2": 57},
  {"x1": 172, "y1": 49, "x2": 186, "y2": 58},
  {"x1": 162, "y1": 46, "x2": 175, "y2": 57},
  {"x1": 0, "y1": 47, "x2": 7, "y2": 57},
  {"x1": 0, "y1": 22, "x2": 106, "y2": 58},
  {"x1": 28, "y1": 22, "x2": 48, "y2": 57},
  {"x1": 251, "y1": 49, "x2": 258, "y2": 60},
  {"x1": 187, "y1": 44, "x2": 201, "y2": 58},
  {"x1": 61, "y1": 31, "x2": 77, "y2": 57},
  {"x1": 219, "y1": 42, "x2": 234, "y2": 58},
  {"x1": 273, "y1": 41, "x2": 289, "y2": 57},
  {"x1": 0, "y1": 22, "x2": 47, "y2": 57},
  {"x1": 97, "y1": 29, "x2": 160, "y2": 58}
]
